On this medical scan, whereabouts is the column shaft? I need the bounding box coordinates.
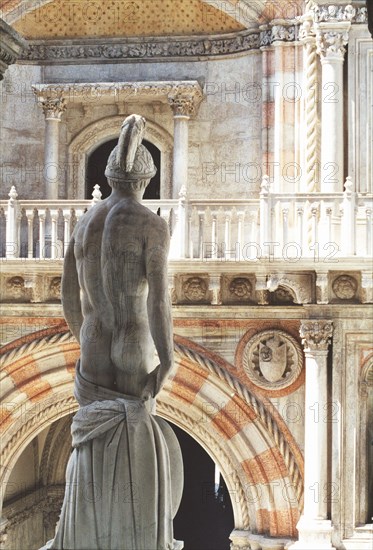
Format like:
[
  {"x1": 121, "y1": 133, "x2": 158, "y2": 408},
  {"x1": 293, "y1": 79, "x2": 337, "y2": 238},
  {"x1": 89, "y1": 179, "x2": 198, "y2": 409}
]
[
  {"x1": 172, "y1": 115, "x2": 189, "y2": 198},
  {"x1": 320, "y1": 57, "x2": 344, "y2": 192},
  {"x1": 316, "y1": 22, "x2": 351, "y2": 192},
  {"x1": 44, "y1": 117, "x2": 61, "y2": 199}
]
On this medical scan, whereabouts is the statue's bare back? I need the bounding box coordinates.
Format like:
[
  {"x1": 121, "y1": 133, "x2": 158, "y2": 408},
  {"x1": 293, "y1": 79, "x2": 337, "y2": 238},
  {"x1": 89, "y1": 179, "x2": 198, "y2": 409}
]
[{"x1": 62, "y1": 116, "x2": 174, "y2": 401}]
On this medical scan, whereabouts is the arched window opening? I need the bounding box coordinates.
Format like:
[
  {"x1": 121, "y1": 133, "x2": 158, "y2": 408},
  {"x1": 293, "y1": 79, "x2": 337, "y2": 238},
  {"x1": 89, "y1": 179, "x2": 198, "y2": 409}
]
[
  {"x1": 85, "y1": 139, "x2": 161, "y2": 200},
  {"x1": 171, "y1": 423, "x2": 234, "y2": 550}
]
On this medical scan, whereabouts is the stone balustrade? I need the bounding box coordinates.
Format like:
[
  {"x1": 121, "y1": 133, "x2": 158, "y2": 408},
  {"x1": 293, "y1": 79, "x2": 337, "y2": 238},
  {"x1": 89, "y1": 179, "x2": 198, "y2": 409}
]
[{"x1": 0, "y1": 180, "x2": 372, "y2": 262}]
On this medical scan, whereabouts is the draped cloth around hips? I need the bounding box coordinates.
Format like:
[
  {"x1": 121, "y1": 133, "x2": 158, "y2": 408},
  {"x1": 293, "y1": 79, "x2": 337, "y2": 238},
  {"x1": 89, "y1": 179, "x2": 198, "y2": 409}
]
[{"x1": 41, "y1": 363, "x2": 182, "y2": 550}]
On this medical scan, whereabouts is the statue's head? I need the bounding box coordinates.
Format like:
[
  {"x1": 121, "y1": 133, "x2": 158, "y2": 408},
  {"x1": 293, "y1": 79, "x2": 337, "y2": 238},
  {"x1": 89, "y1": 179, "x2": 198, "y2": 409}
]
[{"x1": 105, "y1": 114, "x2": 156, "y2": 193}]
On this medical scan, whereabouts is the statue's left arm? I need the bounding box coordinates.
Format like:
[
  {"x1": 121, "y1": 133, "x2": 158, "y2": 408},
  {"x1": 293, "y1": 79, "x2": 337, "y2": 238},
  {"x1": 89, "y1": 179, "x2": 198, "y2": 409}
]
[{"x1": 61, "y1": 236, "x2": 83, "y2": 343}]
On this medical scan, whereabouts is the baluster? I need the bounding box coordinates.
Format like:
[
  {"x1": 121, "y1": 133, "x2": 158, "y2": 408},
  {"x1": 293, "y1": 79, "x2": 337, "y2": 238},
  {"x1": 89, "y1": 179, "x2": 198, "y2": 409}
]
[
  {"x1": 260, "y1": 175, "x2": 271, "y2": 249},
  {"x1": 63, "y1": 212, "x2": 71, "y2": 256},
  {"x1": 366, "y1": 208, "x2": 372, "y2": 257},
  {"x1": 224, "y1": 211, "x2": 231, "y2": 260},
  {"x1": 6, "y1": 186, "x2": 19, "y2": 259},
  {"x1": 27, "y1": 211, "x2": 33, "y2": 259},
  {"x1": 297, "y1": 207, "x2": 304, "y2": 254},
  {"x1": 188, "y1": 213, "x2": 193, "y2": 259},
  {"x1": 326, "y1": 207, "x2": 332, "y2": 246},
  {"x1": 51, "y1": 211, "x2": 58, "y2": 259},
  {"x1": 282, "y1": 205, "x2": 289, "y2": 247},
  {"x1": 198, "y1": 212, "x2": 204, "y2": 259},
  {"x1": 237, "y1": 211, "x2": 244, "y2": 253},
  {"x1": 91, "y1": 184, "x2": 102, "y2": 206},
  {"x1": 341, "y1": 176, "x2": 356, "y2": 256},
  {"x1": 211, "y1": 211, "x2": 217, "y2": 259},
  {"x1": 39, "y1": 214, "x2": 46, "y2": 259},
  {"x1": 311, "y1": 204, "x2": 319, "y2": 247}
]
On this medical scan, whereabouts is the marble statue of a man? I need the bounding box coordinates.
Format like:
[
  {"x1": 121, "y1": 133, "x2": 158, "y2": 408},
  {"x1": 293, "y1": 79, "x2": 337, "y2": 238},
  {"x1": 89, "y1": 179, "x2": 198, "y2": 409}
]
[{"x1": 41, "y1": 115, "x2": 183, "y2": 550}]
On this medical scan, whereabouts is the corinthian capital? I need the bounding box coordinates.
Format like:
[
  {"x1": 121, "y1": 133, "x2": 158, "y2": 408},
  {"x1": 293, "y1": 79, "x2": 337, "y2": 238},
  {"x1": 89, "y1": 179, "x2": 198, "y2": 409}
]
[
  {"x1": 300, "y1": 320, "x2": 333, "y2": 351},
  {"x1": 315, "y1": 22, "x2": 350, "y2": 60},
  {"x1": 39, "y1": 97, "x2": 67, "y2": 120},
  {"x1": 168, "y1": 93, "x2": 196, "y2": 117}
]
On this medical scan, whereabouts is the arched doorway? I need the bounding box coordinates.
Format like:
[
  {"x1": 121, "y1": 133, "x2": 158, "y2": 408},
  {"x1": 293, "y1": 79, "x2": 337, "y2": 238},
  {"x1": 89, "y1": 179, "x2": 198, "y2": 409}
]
[
  {"x1": 171, "y1": 423, "x2": 234, "y2": 550},
  {"x1": 85, "y1": 139, "x2": 161, "y2": 200}
]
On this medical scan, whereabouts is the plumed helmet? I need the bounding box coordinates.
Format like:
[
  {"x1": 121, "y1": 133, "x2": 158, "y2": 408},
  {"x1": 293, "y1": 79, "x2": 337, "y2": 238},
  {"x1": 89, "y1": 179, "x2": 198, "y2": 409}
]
[{"x1": 105, "y1": 114, "x2": 157, "y2": 182}]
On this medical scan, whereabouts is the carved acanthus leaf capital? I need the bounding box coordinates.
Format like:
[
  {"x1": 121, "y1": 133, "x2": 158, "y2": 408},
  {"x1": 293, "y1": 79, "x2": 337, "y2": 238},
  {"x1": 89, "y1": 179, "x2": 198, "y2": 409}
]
[
  {"x1": 39, "y1": 97, "x2": 67, "y2": 120},
  {"x1": 300, "y1": 320, "x2": 333, "y2": 351},
  {"x1": 168, "y1": 93, "x2": 196, "y2": 117},
  {"x1": 315, "y1": 23, "x2": 351, "y2": 60}
]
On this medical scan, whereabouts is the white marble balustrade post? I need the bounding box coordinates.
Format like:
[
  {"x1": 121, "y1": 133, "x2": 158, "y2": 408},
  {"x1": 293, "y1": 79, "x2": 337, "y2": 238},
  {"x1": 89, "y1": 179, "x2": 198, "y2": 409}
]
[
  {"x1": 291, "y1": 320, "x2": 334, "y2": 549},
  {"x1": 39, "y1": 97, "x2": 66, "y2": 199},
  {"x1": 5, "y1": 186, "x2": 19, "y2": 259},
  {"x1": 315, "y1": 11, "x2": 353, "y2": 192}
]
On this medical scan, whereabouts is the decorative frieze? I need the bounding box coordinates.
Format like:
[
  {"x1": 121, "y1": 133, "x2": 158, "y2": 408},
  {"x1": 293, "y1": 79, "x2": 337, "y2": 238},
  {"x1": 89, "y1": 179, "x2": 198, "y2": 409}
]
[
  {"x1": 21, "y1": 31, "x2": 261, "y2": 63},
  {"x1": 313, "y1": 4, "x2": 365, "y2": 23},
  {"x1": 299, "y1": 320, "x2": 333, "y2": 351},
  {"x1": 260, "y1": 24, "x2": 298, "y2": 47}
]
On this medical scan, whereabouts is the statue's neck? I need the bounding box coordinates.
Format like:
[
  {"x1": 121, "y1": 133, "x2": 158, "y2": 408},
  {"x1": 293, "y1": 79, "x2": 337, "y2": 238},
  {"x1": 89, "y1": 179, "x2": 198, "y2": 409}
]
[{"x1": 109, "y1": 188, "x2": 143, "y2": 202}]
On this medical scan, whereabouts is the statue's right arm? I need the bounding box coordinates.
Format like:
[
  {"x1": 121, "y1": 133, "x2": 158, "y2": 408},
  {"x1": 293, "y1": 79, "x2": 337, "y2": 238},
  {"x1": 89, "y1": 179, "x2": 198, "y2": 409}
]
[
  {"x1": 61, "y1": 237, "x2": 83, "y2": 343},
  {"x1": 143, "y1": 218, "x2": 174, "y2": 398}
]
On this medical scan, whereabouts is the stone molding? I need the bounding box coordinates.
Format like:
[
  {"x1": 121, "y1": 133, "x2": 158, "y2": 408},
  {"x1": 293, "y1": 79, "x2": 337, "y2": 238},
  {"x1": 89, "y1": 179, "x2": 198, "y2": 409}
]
[
  {"x1": 32, "y1": 81, "x2": 203, "y2": 114},
  {"x1": 19, "y1": 22, "x2": 302, "y2": 64},
  {"x1": 21, "y1": 30, "x2": 261, "y2": 63},
  {"x1": 299, "y1": 320, "x2": 333, "y2": 351},
  {"x1": 0, "y1": 18, "x2": 27, "y2": 80}
]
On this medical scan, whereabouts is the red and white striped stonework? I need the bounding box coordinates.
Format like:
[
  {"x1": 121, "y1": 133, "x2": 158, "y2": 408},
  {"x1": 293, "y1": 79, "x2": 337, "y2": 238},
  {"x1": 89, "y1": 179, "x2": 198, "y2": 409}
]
[{"x1": 1, "y1": 326, "x2": 304, "y2": 538}]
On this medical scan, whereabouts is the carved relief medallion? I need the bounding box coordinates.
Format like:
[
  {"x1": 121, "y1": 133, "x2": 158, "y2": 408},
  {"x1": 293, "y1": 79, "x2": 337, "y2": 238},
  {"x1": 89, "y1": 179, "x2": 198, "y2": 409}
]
[
  {"x1": 49, "y1": 277, "x2": 62, "y2": 300},
  {"x1": 229, "y1": 277, "x2": 252, "y2": 299},
  {"x1": 243, "y1": 330, "x2": 303, "y2": 390},
  {"x1": 182, "y1": 277, "x2": 208, "y2": 302},
  {"x1": 332, "y1": 274, "x2": 358, "y2": 300}
]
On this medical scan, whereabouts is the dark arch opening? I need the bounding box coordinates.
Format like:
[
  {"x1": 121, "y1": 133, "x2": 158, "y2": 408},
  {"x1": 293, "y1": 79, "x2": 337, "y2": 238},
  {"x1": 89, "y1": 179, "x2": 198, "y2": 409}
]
[
  {"x1": 85, "y1": 138, "x2": 161, "y2": 200},
  {"x1": 171, "y1": 422, "x2": 234, "y2": 550}
]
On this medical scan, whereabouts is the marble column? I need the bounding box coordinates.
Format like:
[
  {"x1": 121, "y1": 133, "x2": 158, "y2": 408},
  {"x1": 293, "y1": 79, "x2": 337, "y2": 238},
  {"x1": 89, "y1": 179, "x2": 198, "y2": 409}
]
[
  {"x1": 168, "y1": 94, "x2": 193, "y2": 198},
  {"x1": 291, "y1": 320, "x2": 334, "y2": 549},
  {"x1": 39, "y1": 97, "x2": 66, "y2": 199},
  {"x1": 316, "y1": 22, "x2": 351, "y2": 192}
]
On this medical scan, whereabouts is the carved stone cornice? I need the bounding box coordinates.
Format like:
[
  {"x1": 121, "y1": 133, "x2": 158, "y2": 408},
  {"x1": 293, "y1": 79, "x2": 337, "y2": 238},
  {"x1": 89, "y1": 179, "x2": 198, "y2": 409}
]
[
  {"x1": 39, "y1": 97, "x2": 67, "y2": 120},
  {"x1": 20, "y1": 30, "x2": 261, "y2": 63},
  {"x1": 259, "y1": 22, "x2": 299, "y2": 48},
  {"x1": 32, "y1": 81, "x2": 204, "y2": 116},
  {"x1": 300, "y1": 320, "x2": 333, "y2": 351},
  {"x1": 0, "y1": 18, "x2": 27, "y2": 80}
]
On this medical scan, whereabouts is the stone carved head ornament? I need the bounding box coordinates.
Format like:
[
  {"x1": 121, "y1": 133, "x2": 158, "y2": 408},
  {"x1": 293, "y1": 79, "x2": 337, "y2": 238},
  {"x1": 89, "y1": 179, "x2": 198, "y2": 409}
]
[{"x1": 105, "y1": 114, "x2": 157, "y2": 183}]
